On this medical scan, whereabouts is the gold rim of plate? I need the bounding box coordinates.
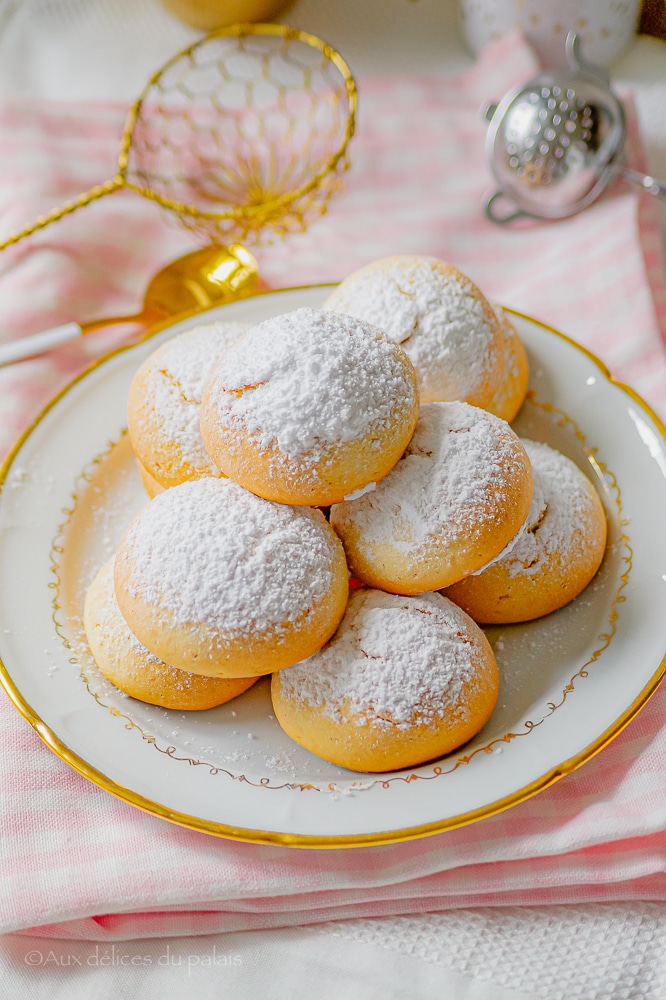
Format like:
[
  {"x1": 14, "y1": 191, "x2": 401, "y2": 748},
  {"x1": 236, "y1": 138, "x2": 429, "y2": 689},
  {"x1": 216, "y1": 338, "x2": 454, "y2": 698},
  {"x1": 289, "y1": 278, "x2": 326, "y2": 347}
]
[{"x1": 1, "y1": 287, "x2": 665, "y2": 848}]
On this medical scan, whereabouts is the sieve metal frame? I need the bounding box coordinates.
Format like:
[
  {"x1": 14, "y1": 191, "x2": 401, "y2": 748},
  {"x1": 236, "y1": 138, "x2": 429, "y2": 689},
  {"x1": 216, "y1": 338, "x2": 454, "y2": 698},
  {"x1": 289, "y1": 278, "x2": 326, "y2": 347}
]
[
  {"x1": 118, "y1": 23, "x2": 358, "y2": 227},
  {"x1": 483, "y1": 33, "x2": 628, "y2": 224},
  {"x1": 485, "y1": 71, "x2": 626, "y2": 223},
  {"x1": 0, "y1": 23, "x2": 357, "y2": 251}
]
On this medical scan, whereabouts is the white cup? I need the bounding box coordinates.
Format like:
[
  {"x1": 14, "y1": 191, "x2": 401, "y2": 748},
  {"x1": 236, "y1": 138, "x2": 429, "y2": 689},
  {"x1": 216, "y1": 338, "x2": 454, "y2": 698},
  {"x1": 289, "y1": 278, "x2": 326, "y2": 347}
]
[{"x1": 459, "y1": 0, "x2": 641, "y2": 66}]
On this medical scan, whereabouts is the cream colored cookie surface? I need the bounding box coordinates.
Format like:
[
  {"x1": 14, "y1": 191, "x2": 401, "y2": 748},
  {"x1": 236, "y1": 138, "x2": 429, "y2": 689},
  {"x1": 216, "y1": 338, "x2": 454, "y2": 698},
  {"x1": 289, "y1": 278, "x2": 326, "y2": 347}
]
[
  {"x1": 127, "y1": 321, "x2": 245, "y2": 490},
  {"x1": 84, "y1": 559, "x2": 259, "y2": 710},
  {"x1": 330, "y1": 401, "x2": 534, "y2": 594},
  {"x1": 200, "y1": 307, "x2": 420, "y2": 506},
  {"x1": 136, "y1": 459, "x2": 164, "y2": 498},
  {"x1": 443, "y1": 439, "x2": 607, "y2": 623},
  {"x1": 114, "y1": 477, "x2": 349, "y2": 678},
  {"x1": 271, "y1": 589, "x2": 499, "y2": 772},
  {"x1": 486, "y1": 306, "x2": 529, "y2": 423},
  {"x1": 324, "y1": 255, "x2": 505, "y2": 407}
]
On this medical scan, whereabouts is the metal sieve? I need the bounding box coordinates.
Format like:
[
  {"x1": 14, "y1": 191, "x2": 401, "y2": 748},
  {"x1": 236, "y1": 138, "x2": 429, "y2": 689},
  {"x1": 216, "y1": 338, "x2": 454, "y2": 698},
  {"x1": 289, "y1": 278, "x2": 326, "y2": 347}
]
[
  {"x1": 483, "y1": 33, "x2": 665, "y2": 224},
  {"x1": 0, "y1": 23, "x2": 357, "y2": 250}
]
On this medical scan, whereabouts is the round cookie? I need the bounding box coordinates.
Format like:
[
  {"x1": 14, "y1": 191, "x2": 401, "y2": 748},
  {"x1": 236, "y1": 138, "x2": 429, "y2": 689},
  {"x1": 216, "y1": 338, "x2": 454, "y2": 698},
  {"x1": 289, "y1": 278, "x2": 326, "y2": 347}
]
[
  {"x1": 84, "y1": 559, "x2": 259, "y2": 710},
  {"x1": 486, "y1": 306, "x2": 529, "y2": 423},
  {"x1": 114, "y1": 476, "x2": 349, "y2": 678},
  {"x1": 444, "y1": 439, "x2": 607, "y2": 623},
  {"x1": 127, "y1": 320, "x2": 246, "y2": 490},
  {"x1": 323, "y1": 255, "x2": 505, "y2": 407},
  {"x1": 271, "y1": 589, "x2": 499, "y2": 772},
  {"x1": 330, "y1": 401, "x2": 534, "y2": 594},
  {"x1": 200, "y1": 307, "x2": 420, "y2": 506}
]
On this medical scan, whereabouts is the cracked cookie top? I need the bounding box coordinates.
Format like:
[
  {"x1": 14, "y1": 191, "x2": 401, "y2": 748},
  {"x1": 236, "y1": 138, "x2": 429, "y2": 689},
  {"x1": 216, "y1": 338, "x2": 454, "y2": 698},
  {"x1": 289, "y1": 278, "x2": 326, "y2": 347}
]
[{"x1": 324, "y1": 255, "x2": 505, "y2": 407}]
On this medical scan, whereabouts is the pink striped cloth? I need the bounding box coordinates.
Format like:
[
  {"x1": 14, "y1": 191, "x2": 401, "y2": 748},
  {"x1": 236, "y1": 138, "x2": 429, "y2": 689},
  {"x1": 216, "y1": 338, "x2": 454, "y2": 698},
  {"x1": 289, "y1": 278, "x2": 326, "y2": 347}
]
[{"x1": 2, "y1": 33, "x2": 666, "y2": 939}]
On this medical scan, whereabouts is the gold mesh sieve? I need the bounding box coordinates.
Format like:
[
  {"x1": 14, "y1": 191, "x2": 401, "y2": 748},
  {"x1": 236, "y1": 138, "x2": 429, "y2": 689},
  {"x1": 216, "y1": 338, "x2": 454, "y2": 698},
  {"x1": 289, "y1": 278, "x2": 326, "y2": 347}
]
[{"x1": 0, "y1": 23, "x2": 357, "y2": 251}]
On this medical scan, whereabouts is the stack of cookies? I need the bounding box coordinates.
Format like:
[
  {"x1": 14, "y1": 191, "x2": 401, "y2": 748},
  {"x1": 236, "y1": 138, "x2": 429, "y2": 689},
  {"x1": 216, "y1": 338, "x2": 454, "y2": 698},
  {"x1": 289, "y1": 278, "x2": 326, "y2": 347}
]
[{"x1": 84, "y1": 255, "x2": 607, "y2": 773}]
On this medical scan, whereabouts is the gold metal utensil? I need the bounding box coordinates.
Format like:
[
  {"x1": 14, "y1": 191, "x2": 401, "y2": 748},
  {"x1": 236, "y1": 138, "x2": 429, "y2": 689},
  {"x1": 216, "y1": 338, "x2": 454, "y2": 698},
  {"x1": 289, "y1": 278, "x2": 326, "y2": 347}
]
[
  {"x1": 0, "y1": 244, "x2": 258, "y2": 366},
  {"x1": 0, "y1": 23, "x2": 356, "y2": 364},
  {"x1": 159, "y1": 0, "x2": 295, "y2": 30},
  {"x1": 0, "y1": 23, "x2": 356, "y2": 251}
]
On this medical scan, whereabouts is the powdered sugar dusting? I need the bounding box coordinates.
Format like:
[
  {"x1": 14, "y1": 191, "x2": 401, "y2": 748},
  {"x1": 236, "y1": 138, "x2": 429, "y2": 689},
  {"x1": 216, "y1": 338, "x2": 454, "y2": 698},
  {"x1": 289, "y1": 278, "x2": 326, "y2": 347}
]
[
  {"x1": 143, "y1": 322, "x2": 246, "y2": 474},
  {"x1": 471, "y1": 476, "x2": 546, "y2": 575},
  {"x1": 331, "y1": 402, "x2": 528, "y2": 557},
  {"x1": 502, "y1": 439, "x2": 600, "y2": 578},
  {"x1": 324, "y1": 256, "x2": 502, "y2": 403},
  {"x1": 277, "y1": 589, "x2": 485, "y2": 730},
  {"x1": 204, "y1": 308, "x2": 417, "y2": 462},
  {"x1": 117, "y1": 477, "x2": 340, "y2": 638},
  {"x1": 92, "y1": 559, "x2": 163, "y2": 667}
]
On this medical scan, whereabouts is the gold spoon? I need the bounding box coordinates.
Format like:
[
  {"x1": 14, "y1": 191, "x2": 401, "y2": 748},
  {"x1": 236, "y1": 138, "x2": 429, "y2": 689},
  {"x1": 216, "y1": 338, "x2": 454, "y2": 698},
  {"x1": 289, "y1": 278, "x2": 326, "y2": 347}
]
[{"x1": 0, "y1": 244, "x2": 259, "y2": 367}]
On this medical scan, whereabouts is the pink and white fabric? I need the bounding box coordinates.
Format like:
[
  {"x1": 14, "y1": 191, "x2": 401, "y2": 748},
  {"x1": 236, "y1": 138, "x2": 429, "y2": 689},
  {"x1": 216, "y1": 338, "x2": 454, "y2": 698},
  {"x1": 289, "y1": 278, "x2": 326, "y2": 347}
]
[{"x1": 2, "y1": 32, "x2": 666, "y2": 940}]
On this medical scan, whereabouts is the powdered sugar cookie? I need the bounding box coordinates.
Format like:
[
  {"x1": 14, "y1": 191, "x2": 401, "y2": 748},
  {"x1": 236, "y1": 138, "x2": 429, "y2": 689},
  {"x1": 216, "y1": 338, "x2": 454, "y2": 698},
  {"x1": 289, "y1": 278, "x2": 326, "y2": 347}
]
[
  {"x1": 84, "y1": 559, "x2": 259, "y2": 710},
  {"x1": 330, "y1": 401, "x2": 533, "y2": 594},
  {"x1": 443, "y1": 439, "x2": 607, "y2": 623},
  {"x1": 271, "y1": 589, "x2": 499, "y2": 772},
  {"x1": 114, "y1": 477, "x2": 349, "y2": 678},
  {"x1": 486, "y1": 306, "x2": 529, "y2": 423},
  {"x1": 200, "y1": 307, "x2": 420, "y2": 506},
  {"x1": 127, "y1": 321, "x2": 246, "y2": 490},
  {"x1": 324, "y1": 255, "x2": 505, "y2": 406}
]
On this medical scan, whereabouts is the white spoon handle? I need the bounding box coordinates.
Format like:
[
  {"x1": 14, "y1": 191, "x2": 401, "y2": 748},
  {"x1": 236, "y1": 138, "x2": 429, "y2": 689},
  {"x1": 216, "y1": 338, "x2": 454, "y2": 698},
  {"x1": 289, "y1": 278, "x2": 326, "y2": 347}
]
[{"x1": 0, "y1": 322, "x2": 82, "y2": 367}]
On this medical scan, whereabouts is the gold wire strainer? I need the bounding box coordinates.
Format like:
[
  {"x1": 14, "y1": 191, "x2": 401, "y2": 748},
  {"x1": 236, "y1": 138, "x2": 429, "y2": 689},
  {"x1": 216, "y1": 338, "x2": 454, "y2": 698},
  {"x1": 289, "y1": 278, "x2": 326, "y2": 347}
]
[{"x1": 0, "y1": 23, "x2": 357, "y2": 252}]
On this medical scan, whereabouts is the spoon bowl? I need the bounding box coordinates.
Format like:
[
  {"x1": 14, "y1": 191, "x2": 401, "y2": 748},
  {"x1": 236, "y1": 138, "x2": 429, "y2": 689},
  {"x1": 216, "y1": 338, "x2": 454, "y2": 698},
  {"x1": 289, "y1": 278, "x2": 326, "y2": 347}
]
[
  {"x1": 0, "y1": 243, "x2": 259, "y2": 367},
  {"x1": 132, "y1": 245, "x2": 259, "y2": 321}
]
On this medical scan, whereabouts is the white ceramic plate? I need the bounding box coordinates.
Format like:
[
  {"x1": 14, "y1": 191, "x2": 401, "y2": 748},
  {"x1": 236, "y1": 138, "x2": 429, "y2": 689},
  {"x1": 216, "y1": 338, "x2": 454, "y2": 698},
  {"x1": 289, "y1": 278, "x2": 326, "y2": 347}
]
[{"x1": 1, "y1": 286, "x2": 666, "y2": 847}]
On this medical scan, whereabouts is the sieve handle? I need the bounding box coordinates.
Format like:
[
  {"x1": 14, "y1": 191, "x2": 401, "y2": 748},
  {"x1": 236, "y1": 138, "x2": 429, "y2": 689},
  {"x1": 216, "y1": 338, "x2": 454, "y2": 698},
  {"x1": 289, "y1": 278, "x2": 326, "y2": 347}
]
[
  {"x1": 614, "y1": 165, "x2": 666, "y2": 201},
  {"x1": 0, "y1": 176, "x2": 124, "y2": 252},
  {"x1": 484, "y1": 191, "x2": 532, "y2": 225}
]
